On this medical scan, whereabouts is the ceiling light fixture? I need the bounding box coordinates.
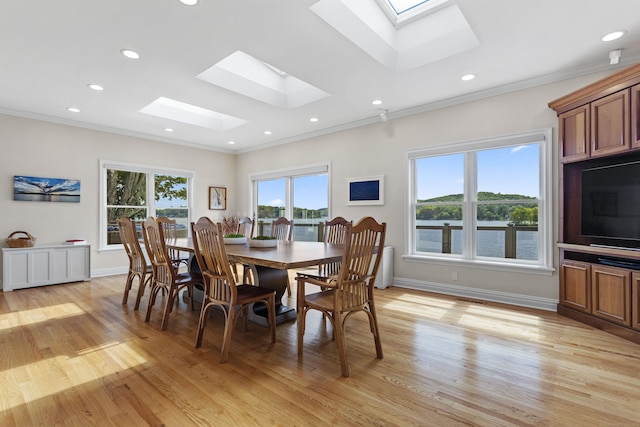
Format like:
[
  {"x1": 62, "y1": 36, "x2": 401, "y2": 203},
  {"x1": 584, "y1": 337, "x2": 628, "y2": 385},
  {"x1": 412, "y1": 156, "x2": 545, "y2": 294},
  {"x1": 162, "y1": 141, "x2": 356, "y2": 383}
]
[
  {"x1": 310, "y1": 117, "x2": 319, "y2": 122},
  {"x1": 120, "y1": 49, "x2": 140, "y2": 59},
  {"x1": 88, "y1": 84, "x2": 104, "y2": 91},
  {"x1": 609, "y1": 49, "x2": 622, "y2": 65},
  {"x1": 228, "y1": 141, "x2": 235, "y2": 145},
  {"x1": 178, "y1": 0, "x2": 198, "y2": 5},
  {"x1": 165, "y1": 128, "x2": 174, "y2": 132},
  {"x1": 264, "y1": 130, "x2": 272, "y2": 135},
  {"x1": 67, "y1": 107, "x2": 80, "y2": 113},
  {"x1": 372, "y1": 99, "x2": 383, "y2": 105},
  {"x1": 602, "y1": 31, "x2": 625, "y2": 42},
  {"x1": 461, "y1": 74, "x2": 476, "y2": 81}
]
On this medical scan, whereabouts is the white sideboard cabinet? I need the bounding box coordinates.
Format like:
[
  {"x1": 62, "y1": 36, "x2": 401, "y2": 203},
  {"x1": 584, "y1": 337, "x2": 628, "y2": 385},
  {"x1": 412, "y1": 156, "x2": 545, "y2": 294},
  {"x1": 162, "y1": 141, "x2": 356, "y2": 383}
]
[{"x1": 2, "y1": 244, "x2": 90, "y2": 292}]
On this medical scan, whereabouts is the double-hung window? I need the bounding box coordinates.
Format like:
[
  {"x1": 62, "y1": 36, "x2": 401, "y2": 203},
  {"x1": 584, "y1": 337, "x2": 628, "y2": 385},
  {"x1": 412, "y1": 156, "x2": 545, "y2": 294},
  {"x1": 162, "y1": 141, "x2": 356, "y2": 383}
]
[
  {"x1": 100, "y1": 160, "x2": 194, "y2": 250},
  {"x1": 250, "y1": 163, "x2": 330, "y2": 241},
  {"x1": 406, "y1": 129, "x2": 553, "y2": 272}
]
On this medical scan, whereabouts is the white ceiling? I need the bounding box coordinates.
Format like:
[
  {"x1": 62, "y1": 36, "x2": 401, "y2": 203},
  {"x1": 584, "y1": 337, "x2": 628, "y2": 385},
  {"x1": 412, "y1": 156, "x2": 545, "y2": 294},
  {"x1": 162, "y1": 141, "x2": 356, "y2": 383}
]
[{"x1": 2, "y1": 0, "x2": 640, "y2": 153}]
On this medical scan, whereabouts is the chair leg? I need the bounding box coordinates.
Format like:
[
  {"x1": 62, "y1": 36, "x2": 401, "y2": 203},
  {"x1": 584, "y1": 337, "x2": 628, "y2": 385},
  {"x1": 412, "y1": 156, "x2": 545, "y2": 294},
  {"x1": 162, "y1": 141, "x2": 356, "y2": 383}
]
[
  {"x1": 122, "y1": 272, "x2": 134, "y2": 305},
  {"x1": 220, "y1": 308, "x2": 236, "y2": 363},
  {"x1": 195, "y1": 302, "x2": 212, "y2": 348},
  {"x1": 367, "y1": 302, "x2": 383, "y2": 359},
  {"x1": 267, "y1": 295, "x2": 276, "y2": 343},
  {"x1": 242, "y1": 305, "x2": 249, "y2": 331},
  {"x1": 333, "y1": 312, "x2": 350, "y2": 377},
  {"x1": 188, "y1": 284, "x2": 195, "y2": 311},
  {"x1": 160, "y1": 285, "x2": 178, "y2": 331},
  {"x1": 296, "y1": 279, "x2": 306, "y2": 355},
  {"x1": 145, "y1": 284, "x2": 158, "y2": 323},
  {"x1": 134, "y1": 274, "x2": 151, "y2": 311}
]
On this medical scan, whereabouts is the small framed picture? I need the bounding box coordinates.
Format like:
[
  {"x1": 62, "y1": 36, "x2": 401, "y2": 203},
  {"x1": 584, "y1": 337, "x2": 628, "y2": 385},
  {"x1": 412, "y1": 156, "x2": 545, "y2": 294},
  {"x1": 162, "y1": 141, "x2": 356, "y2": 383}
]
[
  {"x1": 347, "y1": 175, "x2": 384, "y2": 206},
  {"x1": 209, "y1": 186, "x2": 227, "y2": 210}
]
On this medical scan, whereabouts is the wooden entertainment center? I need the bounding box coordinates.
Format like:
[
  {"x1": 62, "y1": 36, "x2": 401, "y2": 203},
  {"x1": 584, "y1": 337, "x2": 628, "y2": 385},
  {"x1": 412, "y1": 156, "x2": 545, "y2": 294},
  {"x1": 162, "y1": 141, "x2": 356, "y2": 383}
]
[{"x1": 549, "y1": 63, "x2": 640, "y2": 344}]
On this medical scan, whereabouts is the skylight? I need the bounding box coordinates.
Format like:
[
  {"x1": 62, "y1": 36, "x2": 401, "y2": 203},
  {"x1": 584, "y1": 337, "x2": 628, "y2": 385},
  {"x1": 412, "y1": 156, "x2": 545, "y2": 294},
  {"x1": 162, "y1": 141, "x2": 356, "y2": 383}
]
[
  {"x1": 139, "y1": 97, "x2": 247, "y2": 131},
  {"x1": 387, "y1": 0, "x2": 429, "y2": 15},
  {"x1": 197, "y1": 51, "x2": 330, "y2": 109},
  {"x1": 375, "y1": 0, "x2": 449, "y2": 26},
  {"x1": 311, "y1": 0, "x2": 478, "y2": 71}
]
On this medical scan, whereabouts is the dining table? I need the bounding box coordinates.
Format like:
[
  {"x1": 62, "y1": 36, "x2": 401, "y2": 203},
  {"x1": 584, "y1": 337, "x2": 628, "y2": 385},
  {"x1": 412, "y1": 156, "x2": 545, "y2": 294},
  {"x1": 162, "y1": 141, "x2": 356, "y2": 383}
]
[{"x1": 168, "y1": 239, "x2": 344, "y2": 325}]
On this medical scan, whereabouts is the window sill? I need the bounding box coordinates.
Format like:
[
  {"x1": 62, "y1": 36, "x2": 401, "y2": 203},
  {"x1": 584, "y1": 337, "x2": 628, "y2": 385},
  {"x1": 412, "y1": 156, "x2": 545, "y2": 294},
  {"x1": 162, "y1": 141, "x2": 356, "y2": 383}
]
[{"x1": 402, "y1": 254, "x2": 555, "y2": 276}]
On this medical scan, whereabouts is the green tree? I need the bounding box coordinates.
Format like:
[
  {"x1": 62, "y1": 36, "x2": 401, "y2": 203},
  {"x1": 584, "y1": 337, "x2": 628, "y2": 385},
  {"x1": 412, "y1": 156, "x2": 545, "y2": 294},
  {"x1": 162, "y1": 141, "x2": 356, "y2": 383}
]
[
  {"x1": 107, "y1": 171, "x2": 187, "y2": 223},
  {"x1": 510, "y1": 206, "x2": 538, "y2": 225}
]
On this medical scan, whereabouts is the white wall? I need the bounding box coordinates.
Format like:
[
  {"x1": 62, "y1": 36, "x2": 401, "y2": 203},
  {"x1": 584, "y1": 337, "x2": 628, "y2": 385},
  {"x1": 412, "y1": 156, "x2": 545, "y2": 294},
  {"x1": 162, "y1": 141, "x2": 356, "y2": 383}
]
[
  {"x1": 234, "y1": 71, "x2": 612, "y2": 311},
  {"x1": 0, "y1": 115, "x2": 235, "y2": 277}
]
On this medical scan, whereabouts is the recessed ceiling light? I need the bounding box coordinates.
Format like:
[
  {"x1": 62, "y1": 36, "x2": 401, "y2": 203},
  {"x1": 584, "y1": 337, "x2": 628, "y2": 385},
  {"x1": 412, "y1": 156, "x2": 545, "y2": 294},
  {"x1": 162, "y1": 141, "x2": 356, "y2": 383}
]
[
  {"x1": 120, "y1": 49, "x2": 140, "y2": 59},
  {"x1": 88, "y1": 84, "x2": 104, "y2": 91},
  {"x1": 178, "y1": 0, "x2": 198, "y2": 5},
  {"x1": 602, "y1": 31, "x2": 625, "y2": 42},
  {"x1": 264, "y1": 130, "x2": 272, "y2": 135},
  {"x1": 228, "y1": 141, "x2": 235, "y2": 145},
  {"x1": 310, "y1": 117, "x2": 319, "y2": 122},
  {"x1": 461, "y1": 74, "x2": 476, "y2": 81},
  {"x1": 67, "y1": 107, "x2": 80, "y2": 113},
  {"x1": 165, "y1": 128, "x2": 174, "y2": 132},
  {"x1": 372, "y1": 99, "x2": 383, "y2": 105}
]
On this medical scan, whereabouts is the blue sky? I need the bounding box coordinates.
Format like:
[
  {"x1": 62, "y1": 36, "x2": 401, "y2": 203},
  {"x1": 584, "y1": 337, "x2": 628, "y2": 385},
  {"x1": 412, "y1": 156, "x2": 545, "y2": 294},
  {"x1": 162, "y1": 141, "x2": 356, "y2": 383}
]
[
  {"x1": 258, "y1": 175, "x2": 328, "y2": 210},
  {"x1": 416, "y1": 144, "x2": 540, "y2": 200}
]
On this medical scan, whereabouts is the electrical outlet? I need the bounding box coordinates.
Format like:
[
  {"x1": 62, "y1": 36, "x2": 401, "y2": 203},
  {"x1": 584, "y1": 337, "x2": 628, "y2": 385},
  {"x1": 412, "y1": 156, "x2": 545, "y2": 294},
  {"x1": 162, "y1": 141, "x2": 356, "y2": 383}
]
[{"x1": 452, "y1": 271, "x2": 458, "y2": 281}]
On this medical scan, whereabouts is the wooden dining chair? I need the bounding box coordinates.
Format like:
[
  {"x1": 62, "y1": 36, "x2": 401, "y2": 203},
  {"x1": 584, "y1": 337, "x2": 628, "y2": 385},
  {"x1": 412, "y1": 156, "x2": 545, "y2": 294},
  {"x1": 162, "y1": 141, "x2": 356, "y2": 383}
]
[
  {"x1": 156, "y1": 216, "x2": 190, "y2": 269},
  {"x1": 270, "y1": 217, "x2": 294, "y2": 295},
  {"x1": 270, "y1": 217, "x2": 293, "y2": 241},
  {"x1": 118, "y1": 217, "x2": 152, "y2": 310},
  {"x1": 142, "y1": 217, "x2": 202, "y2": 330},
  {"x1": 232, "y1": 216, "x2": 255, "y2": 284},
  {"x1": 296, "y1": 216, "x2": 387, "y2": 377},
  {"x1": 191, "y1": 216, "x2": 276, "y2": 363},
  {"x1": 296, "y1": 216, "x2": 351, "y2": 284}
]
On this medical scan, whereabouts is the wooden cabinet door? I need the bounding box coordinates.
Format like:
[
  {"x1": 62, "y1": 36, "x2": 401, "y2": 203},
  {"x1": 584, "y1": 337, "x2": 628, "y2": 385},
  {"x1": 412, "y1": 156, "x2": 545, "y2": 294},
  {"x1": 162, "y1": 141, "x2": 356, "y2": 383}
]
[
  {"x1": 631, "y1": 84, "x2": 640, "y2": 149},
  {"x1": 590, "y1": 89, "x2": 630, "y2": 158},
  {"x1": 632, "y1": 272, "x2": 640, "y2": 330},
  {"x1": 591, "y1": 265, "x2": 631, "y2": 326},
  {"x1": 560, "y1": 261, "x2": 591, "y2": 312},
  {"x1": 559, "y1": 105, "x2": 590, "y2": 163}
]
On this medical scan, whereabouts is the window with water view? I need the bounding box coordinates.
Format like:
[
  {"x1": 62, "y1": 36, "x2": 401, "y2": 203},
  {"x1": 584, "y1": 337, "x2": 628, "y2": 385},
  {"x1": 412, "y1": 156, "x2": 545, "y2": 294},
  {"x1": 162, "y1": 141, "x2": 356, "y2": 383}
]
[
  {"x1": 102, "y1": 162, "x2": 192, "y2": 248},
  {"x1": 253, "y1": 165, "x2": 329, "y2": 241},
  {"x1": 408, "y1": 131, "x2": 552, "y2": 269}
]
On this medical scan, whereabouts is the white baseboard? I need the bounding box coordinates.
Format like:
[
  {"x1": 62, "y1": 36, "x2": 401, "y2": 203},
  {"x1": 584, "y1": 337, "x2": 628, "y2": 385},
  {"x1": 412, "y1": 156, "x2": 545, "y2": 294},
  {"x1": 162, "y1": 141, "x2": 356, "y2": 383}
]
[
  {"x1": 91, "y1": 266, "x2": 128, "y2": 278},
  {"x1": 389, "y1": 277, "x2": 558, "y2": 312}
]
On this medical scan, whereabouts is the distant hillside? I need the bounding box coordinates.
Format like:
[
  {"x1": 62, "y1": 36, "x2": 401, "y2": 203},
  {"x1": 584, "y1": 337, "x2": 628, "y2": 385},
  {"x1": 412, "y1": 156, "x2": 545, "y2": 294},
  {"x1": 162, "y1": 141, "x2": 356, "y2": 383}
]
[
  {"x1": 417, "y1": 192, "x2": 538, "y2": 225},
  {"x1": 419, "y1": 191, "x2": 537, "y2": 203}
]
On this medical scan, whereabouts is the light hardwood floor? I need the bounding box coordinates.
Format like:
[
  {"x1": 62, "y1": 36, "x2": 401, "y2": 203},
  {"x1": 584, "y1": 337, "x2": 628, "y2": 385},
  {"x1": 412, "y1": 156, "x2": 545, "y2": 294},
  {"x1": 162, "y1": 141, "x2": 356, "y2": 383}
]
[{"x1": 1, "y1": 274, "x2": 640, "y2": 426}]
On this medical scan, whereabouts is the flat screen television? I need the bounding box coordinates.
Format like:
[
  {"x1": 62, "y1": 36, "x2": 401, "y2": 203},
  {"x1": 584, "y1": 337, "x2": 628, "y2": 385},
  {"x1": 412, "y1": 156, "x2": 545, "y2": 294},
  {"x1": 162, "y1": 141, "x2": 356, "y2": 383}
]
[{"x1": 581, "y1": 160, "x2": 640, "y2": 244}]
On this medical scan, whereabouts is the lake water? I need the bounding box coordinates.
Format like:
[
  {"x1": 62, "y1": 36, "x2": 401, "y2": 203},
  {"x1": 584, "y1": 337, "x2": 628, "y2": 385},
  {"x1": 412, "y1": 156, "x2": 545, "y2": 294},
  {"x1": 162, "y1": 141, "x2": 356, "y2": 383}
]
[
  {"x1": 415, "y1": 220, "x2": 538, "y2": 260},
  {"x1": 247, "y1": 218, "x2": 539, "y2": 260}
]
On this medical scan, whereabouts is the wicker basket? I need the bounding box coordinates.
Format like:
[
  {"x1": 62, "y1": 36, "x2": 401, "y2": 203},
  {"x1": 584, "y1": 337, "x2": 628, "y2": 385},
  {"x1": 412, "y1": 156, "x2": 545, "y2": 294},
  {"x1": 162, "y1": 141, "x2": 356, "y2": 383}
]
[{"x1": 6, "y1": 231, "x2": 36, "y2": 248}]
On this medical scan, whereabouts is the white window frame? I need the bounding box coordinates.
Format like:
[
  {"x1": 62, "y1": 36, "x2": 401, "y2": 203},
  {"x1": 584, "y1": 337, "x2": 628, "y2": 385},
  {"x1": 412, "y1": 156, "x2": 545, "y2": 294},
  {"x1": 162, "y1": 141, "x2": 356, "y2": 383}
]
[
  {"x1": 404, "y1": 129, "x2": 554, "y2": 275},
  {"x1": 249, "y1": 161, "x2": 331, "y2": 223},
  {"x1": 99, "y1": 159, "x2": 195, "y2": 252}
]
